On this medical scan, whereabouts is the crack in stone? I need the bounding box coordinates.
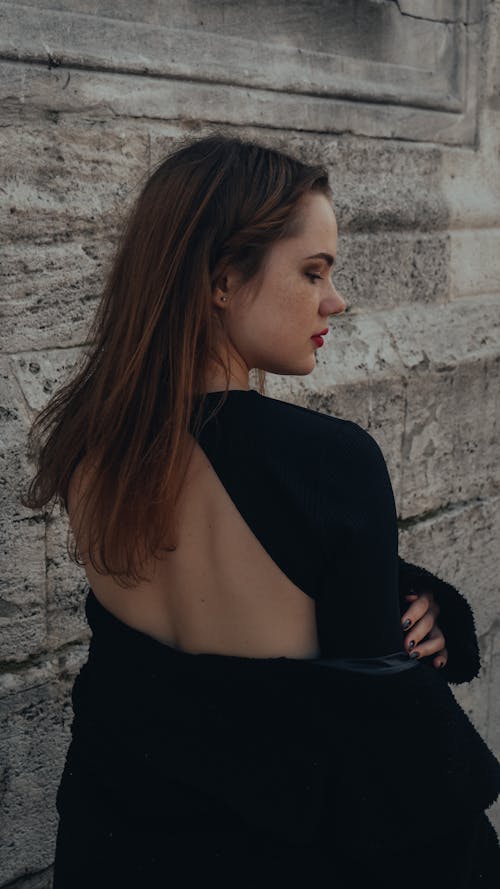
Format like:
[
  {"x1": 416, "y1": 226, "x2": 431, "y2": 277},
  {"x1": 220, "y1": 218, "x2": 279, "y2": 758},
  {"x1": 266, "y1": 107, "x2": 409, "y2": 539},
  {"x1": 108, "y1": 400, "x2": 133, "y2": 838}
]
[
  {"x1": 1, "y1": 863, "x2": 54, "y2": 888},
  {"x1": 391, "y1": 0, "x2": 474, "y2": 26},
  {"x1": 397, "y1": 491, "x2": 498, "y2": 528},
  {"x1": 0, "y1": 637, "x2": 89, "y2": 680}
]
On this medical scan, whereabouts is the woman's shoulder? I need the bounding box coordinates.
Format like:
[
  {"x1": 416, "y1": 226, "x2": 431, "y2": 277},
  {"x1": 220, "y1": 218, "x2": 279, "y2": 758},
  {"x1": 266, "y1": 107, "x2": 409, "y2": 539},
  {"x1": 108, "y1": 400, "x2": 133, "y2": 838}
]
[
  {"x1": 202, "y1": 389, "x2": 388, "y2": 477},
  {"x1": 209, "y1": 388, "x2": 353, "y2": 433},
  {"x1": 245, "y1": 391, "x2": 385, "y2": 458}
]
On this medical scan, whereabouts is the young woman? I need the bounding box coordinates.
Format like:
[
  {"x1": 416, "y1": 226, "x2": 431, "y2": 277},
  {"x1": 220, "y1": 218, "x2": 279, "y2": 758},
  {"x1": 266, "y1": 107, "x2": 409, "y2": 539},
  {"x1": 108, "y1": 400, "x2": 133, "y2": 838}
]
[{"x1": 23, "y1": 134, "x2": 500, "y2": 887}]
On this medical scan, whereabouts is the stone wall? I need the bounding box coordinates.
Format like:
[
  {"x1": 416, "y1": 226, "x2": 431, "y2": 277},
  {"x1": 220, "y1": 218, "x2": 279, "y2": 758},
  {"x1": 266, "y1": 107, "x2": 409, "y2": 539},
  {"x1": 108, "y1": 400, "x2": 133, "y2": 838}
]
[{"x1": 1, "y1": 1, "x2": 499, "y2": 884}]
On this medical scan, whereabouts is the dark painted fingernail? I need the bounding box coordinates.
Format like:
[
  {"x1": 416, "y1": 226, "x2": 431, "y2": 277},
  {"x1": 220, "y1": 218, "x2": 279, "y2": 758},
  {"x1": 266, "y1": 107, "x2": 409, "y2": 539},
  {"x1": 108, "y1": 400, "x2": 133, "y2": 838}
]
[
  {"x1": 409, "y1": 651, "x2": 420, "y2": 659},
  {"x1": 402, "y1": 618, "x2": 411, "y2": 629},
  {"x1": 408, "y1": 639, "x2": 415, "y2": 650}
]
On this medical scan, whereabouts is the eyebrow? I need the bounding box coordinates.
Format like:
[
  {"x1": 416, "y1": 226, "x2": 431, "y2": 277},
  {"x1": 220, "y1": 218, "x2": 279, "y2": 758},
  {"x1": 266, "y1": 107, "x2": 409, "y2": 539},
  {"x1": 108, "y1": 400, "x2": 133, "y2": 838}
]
[{"x1": 305, "y1": 252, "x2": 336, "y2": 267}]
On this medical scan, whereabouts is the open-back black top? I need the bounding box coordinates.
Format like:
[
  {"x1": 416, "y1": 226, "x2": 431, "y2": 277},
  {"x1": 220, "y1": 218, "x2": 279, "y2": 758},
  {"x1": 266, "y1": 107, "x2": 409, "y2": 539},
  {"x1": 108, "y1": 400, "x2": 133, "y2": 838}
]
[{"x1": 55, "y1": 389, "x2": 500, "y2": 860}]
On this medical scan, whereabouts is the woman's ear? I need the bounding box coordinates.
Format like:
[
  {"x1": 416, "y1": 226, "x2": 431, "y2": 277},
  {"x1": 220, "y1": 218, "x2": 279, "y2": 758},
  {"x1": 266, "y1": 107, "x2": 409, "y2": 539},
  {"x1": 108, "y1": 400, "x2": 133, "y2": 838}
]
[
  {"x1": 211, "y1": 262, "x2": 248, "y2": 310},
  {"x1": 212, "y1": 270, "x2": 233, "y2": 308},
  {"x1": 213, "y1": 272, "x2": 228, "y2": 296}
]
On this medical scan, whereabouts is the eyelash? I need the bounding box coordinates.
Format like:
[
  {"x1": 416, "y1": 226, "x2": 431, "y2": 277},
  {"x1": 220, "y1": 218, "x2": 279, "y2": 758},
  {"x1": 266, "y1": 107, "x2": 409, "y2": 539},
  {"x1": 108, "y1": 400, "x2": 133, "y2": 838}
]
[{"x1": 306, "y1": 273, "x2": 323, "y2": 284}]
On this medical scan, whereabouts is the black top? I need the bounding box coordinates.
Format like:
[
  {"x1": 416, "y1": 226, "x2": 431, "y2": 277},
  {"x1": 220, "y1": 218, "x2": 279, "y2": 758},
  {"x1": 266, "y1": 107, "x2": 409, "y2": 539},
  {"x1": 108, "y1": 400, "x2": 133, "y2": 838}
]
[
  {"x1": 55, "y1": 389, "x2": 500, "y2": 866},
  {"x1": 189, "y1": 389, "x2": 403, "y2": 660},
  {"x1": 188, "y1": 389, "x2": 481, "y2": 679}
]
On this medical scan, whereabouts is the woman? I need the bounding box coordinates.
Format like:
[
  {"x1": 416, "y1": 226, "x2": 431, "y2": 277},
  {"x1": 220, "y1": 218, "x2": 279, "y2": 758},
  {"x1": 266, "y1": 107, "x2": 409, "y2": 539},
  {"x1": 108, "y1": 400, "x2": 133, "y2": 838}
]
[{"x1": 23, "y1": 133, "x2": 500, "y2": 887}]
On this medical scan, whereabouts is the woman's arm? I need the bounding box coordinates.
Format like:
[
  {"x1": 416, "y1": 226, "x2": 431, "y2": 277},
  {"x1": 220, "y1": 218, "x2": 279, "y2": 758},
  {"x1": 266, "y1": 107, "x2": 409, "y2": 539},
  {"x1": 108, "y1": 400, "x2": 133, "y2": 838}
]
[{"x1": 398, "y1": 556, "x2": 481, "y2": 684}]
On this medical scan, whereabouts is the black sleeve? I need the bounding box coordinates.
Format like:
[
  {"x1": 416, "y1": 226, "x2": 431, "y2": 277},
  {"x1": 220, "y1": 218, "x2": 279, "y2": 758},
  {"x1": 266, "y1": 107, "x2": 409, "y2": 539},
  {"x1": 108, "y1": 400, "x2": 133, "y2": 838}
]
[{"x1": 398, "y1": 556, "x2": 481, "y2": 685}]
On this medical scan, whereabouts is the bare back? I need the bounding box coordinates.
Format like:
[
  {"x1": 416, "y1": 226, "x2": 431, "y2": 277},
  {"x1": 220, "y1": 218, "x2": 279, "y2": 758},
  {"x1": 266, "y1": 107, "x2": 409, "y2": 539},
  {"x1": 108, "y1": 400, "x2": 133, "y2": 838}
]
[{"x1": 68, "y1": 436, "x2": 320, "y2": 660}]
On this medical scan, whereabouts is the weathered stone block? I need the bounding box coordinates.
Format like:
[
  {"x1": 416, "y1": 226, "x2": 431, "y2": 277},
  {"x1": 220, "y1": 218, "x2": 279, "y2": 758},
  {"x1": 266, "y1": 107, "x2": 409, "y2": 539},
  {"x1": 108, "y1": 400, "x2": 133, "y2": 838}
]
[
  {"x1": 0, "y1": 239, "x2": 107, "y2": 353},
  {"x1": 0, "y1": 59, "x2": 476, "y2": 145},
  {"x1": 148, "y1": 123, "x2": 449, "y2": 232},
  {"x1": 0, "y1": 359, "x2": 46, "y2": 662},
  {"x1": 488, "y1": 625, "x2": 500, "y2": 771},
  {"x1": 45, "y1": 509, "x2": 91, "y2": 649},
  {"x1": 3, "y1": 868, "x2": 54, "y2": 888},
  {"x1": 0, "y1": 116, "x2": 149, "y2": 353},
  {"x1": 486, "y1": 625, "x2": 500, "y2": 835},
  {"x1": 449, "y1": 227, "x2": 500, "y2": 299},
  {"x1": 11, "y1": 349, "x2": 84, "y2": 415},
  {"x1": 8, "y1": 350, "x2": 92, "y2": 647},
  {"x1": 398, "y1": 494, "x2": 500, "y2": 639},
  {"x1": 334, "y1": 230, "x2": 450, "y2": 310},
  {"x1": 0, "y1": 0, "x2": 481, "y2": 143},
  {"x1": 400, "y1": 355, "x2": 499, "y2": 517},
  {"x1": 0, "y1": 119, "x2": 148, "y2": 240},
  {"x1": 0, "y1": 646, "x2": 88, "y2": 885}
]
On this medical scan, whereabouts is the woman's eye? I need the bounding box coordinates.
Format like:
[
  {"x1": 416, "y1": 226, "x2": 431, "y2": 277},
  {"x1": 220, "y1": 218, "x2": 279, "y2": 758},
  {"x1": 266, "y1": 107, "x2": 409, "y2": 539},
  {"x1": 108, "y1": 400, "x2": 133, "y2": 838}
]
[{"x1": 306, "y1": 273, "x2": 323, "y2": 283}]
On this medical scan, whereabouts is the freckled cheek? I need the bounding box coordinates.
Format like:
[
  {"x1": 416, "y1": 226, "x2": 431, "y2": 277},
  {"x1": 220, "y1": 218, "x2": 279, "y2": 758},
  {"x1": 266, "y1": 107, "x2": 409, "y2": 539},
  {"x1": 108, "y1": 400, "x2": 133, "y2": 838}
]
[
  {"x1": 276, "y1": 279, "x2": 314, "y2": 315},
  {"x1": 273, "y1": 324, "x2": 311, "y2": 355},
  {"x1": 251, "y1": 280, "x2": 314, "y2": 344}
]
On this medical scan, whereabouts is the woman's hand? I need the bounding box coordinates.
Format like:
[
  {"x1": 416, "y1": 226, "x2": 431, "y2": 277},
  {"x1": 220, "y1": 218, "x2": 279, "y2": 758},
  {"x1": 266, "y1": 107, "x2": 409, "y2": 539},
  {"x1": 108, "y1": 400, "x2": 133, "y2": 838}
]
[{"x1": 401, "y1": 588, "x2": 448, "y2": 669}]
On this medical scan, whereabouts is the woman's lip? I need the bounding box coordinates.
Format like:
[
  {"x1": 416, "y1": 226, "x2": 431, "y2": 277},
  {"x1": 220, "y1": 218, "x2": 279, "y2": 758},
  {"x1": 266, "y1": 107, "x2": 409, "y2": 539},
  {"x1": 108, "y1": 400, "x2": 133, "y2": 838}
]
[
  {"x1": 313, "y1": 328, "x2": 329, "y2": 336},
  {"x1": 311, "y1": 335, "x2": 324, "y2": 347}
]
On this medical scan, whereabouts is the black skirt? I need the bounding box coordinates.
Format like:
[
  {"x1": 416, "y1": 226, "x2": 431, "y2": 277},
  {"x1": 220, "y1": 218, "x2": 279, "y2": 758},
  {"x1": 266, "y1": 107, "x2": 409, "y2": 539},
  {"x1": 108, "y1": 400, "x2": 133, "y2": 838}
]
[
  {"x1": 53, "y1": 799, "x2": 500, "y2": 889},
  {"x1": 53, "y1": 589, "x2": 500, "y2": 888}
]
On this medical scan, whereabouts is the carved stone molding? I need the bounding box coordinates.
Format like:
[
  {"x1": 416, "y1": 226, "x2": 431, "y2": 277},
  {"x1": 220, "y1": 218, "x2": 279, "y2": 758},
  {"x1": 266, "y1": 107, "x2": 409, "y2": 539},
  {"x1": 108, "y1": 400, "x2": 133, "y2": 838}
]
[{"x1": 0, "y1": 0, "x2": 486, "y2": 144}]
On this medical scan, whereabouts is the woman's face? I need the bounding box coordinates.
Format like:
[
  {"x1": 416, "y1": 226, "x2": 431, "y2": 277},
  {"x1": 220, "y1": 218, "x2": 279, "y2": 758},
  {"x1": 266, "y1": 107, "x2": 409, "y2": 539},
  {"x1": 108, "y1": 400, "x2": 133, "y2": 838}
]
[{"x1": 214, "y1": 191, "x2": 346, "y2": 380}]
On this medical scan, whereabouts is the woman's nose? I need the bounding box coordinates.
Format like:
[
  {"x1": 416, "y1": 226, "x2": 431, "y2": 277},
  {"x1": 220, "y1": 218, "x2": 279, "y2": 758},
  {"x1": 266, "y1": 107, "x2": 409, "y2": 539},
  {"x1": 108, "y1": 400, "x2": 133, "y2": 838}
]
[{"x1": 322, "y1": 289, "x2": 347, "y2": 316}]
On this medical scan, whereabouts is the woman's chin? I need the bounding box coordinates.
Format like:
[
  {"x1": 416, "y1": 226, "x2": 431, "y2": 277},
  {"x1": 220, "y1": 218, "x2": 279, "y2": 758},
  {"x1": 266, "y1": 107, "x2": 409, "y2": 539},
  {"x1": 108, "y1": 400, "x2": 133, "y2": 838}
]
[
  {"x1": 292, "y1": 355, "x2": 318, "y2": 376},
  {"x1": 262, "y1": 352, "x2": 318, "y2": 376}
]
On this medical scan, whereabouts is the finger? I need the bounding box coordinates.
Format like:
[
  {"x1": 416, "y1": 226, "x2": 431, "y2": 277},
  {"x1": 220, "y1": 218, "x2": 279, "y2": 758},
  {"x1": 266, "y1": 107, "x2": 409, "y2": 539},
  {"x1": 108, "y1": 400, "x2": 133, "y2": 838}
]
[
  {"x1": 432, "y1": 647, "x2": 448, "y2": 669},
  {"x1": 414, "y1": 626, "x2": 448, "y2": 667},
  {"x1": 404, "y1": 612, "x2": 436, "y2": 653},
  {"x1": 416, "y1": 588, "x2": 440, "y2": 618},
  {"x1": 403, "y1": 587, "x2": 439, "y2": 609},
  {"x1": 404, "y1": 594, "x2": 419, "y2": 602},
  {"x1": 408, "y1": 625, "x2": 446, "y2": 659},
  {"x1": 400, "y1": 593, "x2": 436, "y2": 630}
]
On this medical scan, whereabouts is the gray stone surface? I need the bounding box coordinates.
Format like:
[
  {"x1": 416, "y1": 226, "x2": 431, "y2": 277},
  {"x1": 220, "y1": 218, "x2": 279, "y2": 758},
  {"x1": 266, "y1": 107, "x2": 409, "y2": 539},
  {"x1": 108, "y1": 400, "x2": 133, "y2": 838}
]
[
  {"x1": 397, "y1": 494, "x2": 500, "y2": 830},
  {"x1": 1, "y1": 0, "x2": 499, "y2": 884},
  {"x1": 398, "y1": 495, "x2": 500, "y2": 647},
  {"x1": 0, "y1": 358, "x2": 46, "y2": 663},
  {"x1": 0, "y1": 868, "x2": 53, "y2": 889},
  {"x1": 0, "y1": 1, "x2": 472, "y2": 115},
  {"x1": 0, "y1": 57, "x2": 479, "y2": 144},
  {"x1": 489, "y1": 626, "x2": 500, "y2": 774},
  {"x1": 0, "y1": 647, "x2": 88, "y2": 886},
  {"x1": 45, "y1": 508, "x2": 92, "y2": 649}
]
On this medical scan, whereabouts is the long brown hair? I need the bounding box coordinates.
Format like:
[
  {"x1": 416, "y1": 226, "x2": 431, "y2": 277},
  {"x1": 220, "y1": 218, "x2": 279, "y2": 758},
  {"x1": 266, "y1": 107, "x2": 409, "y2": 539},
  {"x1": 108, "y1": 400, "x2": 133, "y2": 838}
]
[{"x1": 21, "y1": 131, "x2": 332, "y2": 587}]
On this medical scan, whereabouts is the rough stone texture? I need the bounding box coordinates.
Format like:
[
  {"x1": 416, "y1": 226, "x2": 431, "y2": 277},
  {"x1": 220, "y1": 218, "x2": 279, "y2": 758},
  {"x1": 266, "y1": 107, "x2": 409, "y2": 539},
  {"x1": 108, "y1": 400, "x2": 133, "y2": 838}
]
[
  {"x1": 0, "y1": 1, "x2": 499, "y2": 885},
  {"x1": 0, "y1": 358, "x2": 46, "y2": 663},
  {"x1": 0, "y1": 647, "x2": 87, "y2": 889},
  {"x1": 0, "y1": 1, "x2": 475, "y2": 118},
  {"x1": 490, "y1": 627, "x2": 500, "y2": 771},
  {"x1": 0, "y1": 870, "x2": 53, "y2": 889},
  {"x1": 398, "y1": 496, "x2": 500, "y2": 827}
]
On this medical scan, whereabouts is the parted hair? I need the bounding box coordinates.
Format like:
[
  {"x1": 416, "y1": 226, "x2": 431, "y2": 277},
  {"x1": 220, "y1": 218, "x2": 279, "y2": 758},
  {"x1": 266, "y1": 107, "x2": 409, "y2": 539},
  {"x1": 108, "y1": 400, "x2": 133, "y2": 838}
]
[{"x1": 21, "y1": 131, "x2": 332, "y2": 586}]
